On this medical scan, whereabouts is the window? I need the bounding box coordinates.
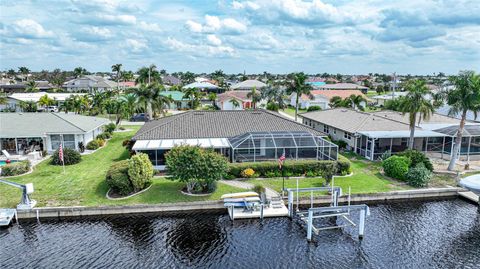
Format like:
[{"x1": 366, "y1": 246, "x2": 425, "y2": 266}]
[
  {"x1": 323, "y1": 125, "x2": 329, "y2": 134},
  {"x1": 63, "y1": 135, "x2": 75, "y2": 149},
  {"x1": 344, "y1": 132, "x2": 352, "y2": 140},
  {"x1": 333, "y1": 129, "x2": 337, "y2": 135},
  {"x1": 51, "y1": 135, "x2": 61, "y2": 150}
]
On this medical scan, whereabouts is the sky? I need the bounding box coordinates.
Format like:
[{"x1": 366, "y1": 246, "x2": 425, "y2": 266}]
[{"x1": 0, "y1": 0, "x2": 479, "y2": 74}]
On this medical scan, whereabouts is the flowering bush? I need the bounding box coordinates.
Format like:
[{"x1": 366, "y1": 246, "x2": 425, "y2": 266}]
[{"x1": 241, "y1": 168, "x2": 256, "y2": 178}]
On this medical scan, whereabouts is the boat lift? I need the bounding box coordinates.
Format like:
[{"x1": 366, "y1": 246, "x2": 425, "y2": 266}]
[
  {"x1": 286, "y1": 179, "x2": 370, "y2": 241},
  {"x1": 0, "y1": 179, "x2": 37, "y2": 210}
]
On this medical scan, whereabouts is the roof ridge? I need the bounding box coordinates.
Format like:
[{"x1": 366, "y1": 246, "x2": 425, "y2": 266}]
[
  {"x1": 51, "y1": 113, "x2": 87, "y2": 132},
  {"x1": 133, "y1": 111, "x2": 192, "y2": 139},
  {"x1": 262, "y1": 109, "x2": 324, "y2": 135}
]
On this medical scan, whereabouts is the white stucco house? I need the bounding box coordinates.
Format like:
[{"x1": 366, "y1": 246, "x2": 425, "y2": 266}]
[
  {"x1": 0, "y1": 92, "x2": 85, "y2": 112},
  {"x1": 290, "y1": 90, "x2": 367, "y2": 110},
  {"x1": 0, "y1": 113, "x2": 109, "y2": 155},
  {"x1": 63, "y1": 75, "x2": 117, "y2": 93}
]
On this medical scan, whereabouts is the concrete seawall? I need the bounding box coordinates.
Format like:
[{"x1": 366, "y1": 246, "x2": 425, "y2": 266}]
[{"x1": 16, "y1": 187, "x2": 465, "y2": 220}]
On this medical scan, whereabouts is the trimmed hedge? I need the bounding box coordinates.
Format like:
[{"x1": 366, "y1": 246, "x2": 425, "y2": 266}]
[
  {"x1": 128, "y1": 153, "x2": 154, "y2": 191},
  {"x1": 397, "y1": 149, "x2": 433, "y2": 172},
  {"x1": 51, "y1": 148, "x2": 81, "y2": 165},
  {"x1": 226, "y1": 159, "x2": 351, "y2": 179},
  {"x1": 106, "y1": 160, "x2": 134, "y2": 195},
  {"x1": 103, "y1": 123, "x2": 116, "y2": 133},
  {"x1": 0, "y1": 160, "x2": 30, "y2": 176},
  {"x1": 405, "y1": 163, "x2": 432, "y2": 187},
  {"x1": 382, "y1": 155, "x2": 410, "y2": 181},
  {"x1": 96, "y1": 132, "x2": 111, "y2": 140},
  {"x1": 86, "y1": 139, "x2": 100, "y2": 150}
]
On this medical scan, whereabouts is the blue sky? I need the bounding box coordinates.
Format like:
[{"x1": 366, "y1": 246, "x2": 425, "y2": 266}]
[{"x1": 0, "y1": 0, "x2": 479, "y2": 74}]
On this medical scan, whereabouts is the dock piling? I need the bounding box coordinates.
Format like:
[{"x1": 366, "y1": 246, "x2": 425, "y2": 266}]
[
  {"x1": 307, "y1": 210, "x2": 313, "y2": 241},
  {"x1": 359, "y1": 209, "x2": 365, "y2": 239}
]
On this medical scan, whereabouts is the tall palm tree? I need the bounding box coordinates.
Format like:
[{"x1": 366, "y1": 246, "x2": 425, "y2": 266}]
[
  {"x1": 286, "y1": 72, "x2": 313, "y2": 121},
  {"x1": 38, "y1": 94, "x2": 55, "y2": 108},
  {"x1": 111, "y1": 63, "x2": 122, "y2": 92},
  {"x1": 18, "y1": 66, "x2": 30, "y2": 81},
  {"x1": 19, "y1": 100, "x2": 37, "y2": 112},
  {"x1": 262, "y1": 86, "x2": 286, "y2": 109},
  {"x1": 119, "y1": 93, "x2": 138, "y2": 119},
  {"x1": 135, "y1": 83, "x2": 155, "y2": 118},
  {"x1": 329, "y1": 96, "x2": 345, "y2": 108},
  {"x1": 25, "y1": 81, "x2": 39, "y2": 92},
  {"x1": 183, "y1": 87, "x2": 202, "y2": 109},
  {"x1": 89, "y1": 90, "x2": 107, "y2": 115},
  {"x1": 136, "y1": 65, "x2": 161, "y2": 85},
  {"x1": 399, "y1": 80, "x2": 435, "y2": 150},
  {"x1": 104, "y1": 97, "x2": 126, "y2": 125},
  {"x1": 247, "y1": 86, "x2": 262, "y2": 109},
  {"x1": 151, "y1": 85, "x2": 173, "y2": 117},
  {"x1": 447, "y1": 71, "x2": 480, "y2": 170},
  {"x1": 208, "y1": 92, "x2": 217, "y2": 107},
  {"x1": 73, "y1": 67, "x2": 87, "y2": 78},
  {"x1": 347, "y1": 94, "x2": 367, "y2": 111}
]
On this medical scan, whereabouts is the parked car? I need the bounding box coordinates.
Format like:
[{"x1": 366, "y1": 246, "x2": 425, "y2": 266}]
[{"x1": 130, "y1": 113, "x2": 149, "y2": 122}]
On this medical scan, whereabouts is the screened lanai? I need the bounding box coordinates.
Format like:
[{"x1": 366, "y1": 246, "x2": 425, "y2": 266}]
[{"x1": 228, "y1": 131, "x2": 338, "y2": 163}]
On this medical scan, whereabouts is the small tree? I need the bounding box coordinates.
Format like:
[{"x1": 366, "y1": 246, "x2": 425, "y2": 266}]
[
  {"x1": 165, "y1": 145, "x2": 228, "y2": 193},
  {"x1": 128, "y1": 153, "x2": 154, "y2": 191},
  {"x1": 320, "y1": 162, "x2": 337, "y2": 186}
]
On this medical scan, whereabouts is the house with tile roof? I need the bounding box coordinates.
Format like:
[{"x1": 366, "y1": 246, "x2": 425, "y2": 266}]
[
  {"x1": 63, "y1": 75, "x2": 118, "y2": 93},
  {"x1": 300, "y1": 108, "x2": 480, "y2": 161},
  {"x1": 216, "y1": 91, "x2": 254, "y2": 110},
  {"x1": 0, "y1": 113, "x2": 109, "y2": 155},
  {"x1": 131, "y1": 110, "x2": 338, "y2": 169},
  {"x1": 290, "y1": 90, "x2": 367, "y2": 110},
  {"x1": 230, "y1": 79, "x2": 267, "y2": 90}
]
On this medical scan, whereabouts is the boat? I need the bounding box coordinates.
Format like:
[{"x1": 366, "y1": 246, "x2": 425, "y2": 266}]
[
  {"x1": 220, "y1": 192, "x2": 259, "y2": 199},
  {"x1": 460, "y1": 174, "x2": 480, "y2": 194}
]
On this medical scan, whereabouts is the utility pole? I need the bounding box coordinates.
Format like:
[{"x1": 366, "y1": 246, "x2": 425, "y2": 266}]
[{"x1": 391, "y1": 72, "x2": 396, "y2": 99}]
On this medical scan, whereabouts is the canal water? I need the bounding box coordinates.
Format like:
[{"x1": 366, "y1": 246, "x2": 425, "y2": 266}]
[{"x1": 1, "y1": 199, "x2": 479, "y2": 268}]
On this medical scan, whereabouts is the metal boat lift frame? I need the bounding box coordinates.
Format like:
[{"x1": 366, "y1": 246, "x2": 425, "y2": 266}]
[
  {"x1": 0, "y1": 179, "x2": 37, "y2": 210},
  {"x1": 286, "y1": 181, "x2": 370, "y2": 241}
]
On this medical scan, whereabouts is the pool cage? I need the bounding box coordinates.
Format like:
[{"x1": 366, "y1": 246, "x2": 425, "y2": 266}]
[{"x1": 228, "y1": 131, "x2": 338, "y2": 163}]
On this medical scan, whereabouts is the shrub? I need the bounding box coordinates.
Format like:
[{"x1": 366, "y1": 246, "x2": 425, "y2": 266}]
[
  {"x1": 241, "y1": 168, "x2": 256, "y2": 178},
  {"x1": 103, "y1": 123, "x2": 116, "y2": 133},
  {"x1": 405, "y1": 163, "x2": 432, "y2": 187},
  {"x1": 337, "y1": 156, "x2": 352, "y2": 175},
  {"x1": 252, "y1": 184, "x2": 266, "y2": 194},
  {"x1": 119, "y1": 126, "x2": 126, "y2": 130},
  {"x1": 96, "y1": 138, "x2": 105, "y2": 147},
  {"x1": 397, "y1": 149, "x2": 433, "y2": 171},
  {"x1": 86, "y1": 139, "x2": 100, "y2": 150},
  {"x1": 106, "y1": 160, "x2": 134, "y2": 195},
  {"x1": 307, "y1": 105, "x2": 321, "y2": 112},
  {"x1": 0, "y1": 160, "x2": 30, "y2": 176},
  {"x1": 128, "y1": 153, "x2": 154, "y2": 192},
  {"x1": 51, "y1": 148, "x2": 81, "y2": 165},
  {"x1": 96, "y1": 132, "x2": 111, "y2": 140},
  {"x1": 165, "y1": 145, "x2": 228, "y2": 193},
  {"x1": 382, "y1": 155, "x2": 411, "y2": 181},
  {"x1": 227, "y1": 159, "x2": 350, "y2": 179},
  {"x1": 332, "y1": 139, "x2": 348, "y2": 150},
  {"x1": 266, "y1": 102, "x2": 280, "y2": 111}
]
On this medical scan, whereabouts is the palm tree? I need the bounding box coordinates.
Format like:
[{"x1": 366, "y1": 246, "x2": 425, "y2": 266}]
[
  {"x1": 59, "y1": 97, "x2": 73, "y2": 113},
  {"x1": 89, "y1": 90, "x2": 107, "y2": 115},
  {"x1": 119, "y1": 93, "x2": 138, "y2": 119},
  {"x1": 399, "y1": 80, "x2": 435, "y2": 150},
  {"x1": 0, "y1": 94, "x2": 7, "y2": 106},
  {"x1": 286, "y1": 72, "x2": 313, "y2": 121},
  {"x1": 18, "y1": 67, "x2": 30, "y2": 81},
  {"x1": 19, "y1": 100, "x2": 37, "y2": 112},
  {"x1": 183, "y1": 87, "x2": 202, "y2": 109},
  {"x1": 446, "y1": 71, "x2": 480, "y2": 170},
  {"x1": 230, "y1": 98, "x2": 240, "y2": 109},
  {"x1": 104, "y1": 97, "x2": 126, "y2": 125},
  {"x1": 135, "y1": 83, "x2": 155, "y2": 118},
  {"x1": 247, "y1": 86, "x2": 262, "y2": 109},
  {"x1": 329, "y1": 96, "x2": 345, "y2": 108},
  {"x1": 111, "y1": 64, "x2": 122, "y2": 92},
  {"x1": 136, "y1": 65, "x2": 161, "y2": 85},
  {"x1": 347, "y1": 94, "x2": 367, "y2": 111},
  {"x1": 208, "y1": 92, "x2": 217, "y2": 107},
  {"x1": 262, "y1": 86, "x2": 286, "y2": 109},
  {"x1": 151, "y1": 85, "x2": 172, "y2": 117},
  {"x1": 25, "y1": 81, "x2": 39, "y2": 92},
  {"x1": 38, "y1": 94, "x2": 55, "y2": 109},
  {"x1": 73, "y1": 67, "x2": 87, "y2": 78}
]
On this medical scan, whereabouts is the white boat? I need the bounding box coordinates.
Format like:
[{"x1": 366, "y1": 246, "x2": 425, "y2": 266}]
[
  {"x1": 220, "y1": 192, "x2": 259, "y2": 199},
  {"x1": 460, "y1": 174, "x2": 480, "y2": 194}
]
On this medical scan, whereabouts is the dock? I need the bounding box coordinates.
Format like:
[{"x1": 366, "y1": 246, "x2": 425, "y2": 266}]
[
  {"x1": 227, "y1": 203, "x2": 289, "y2": 220},
  {"x1": 0, "y1": 209, "x2": 17, "y2": 227},
  {"x1": 458, "y1": 191, "x2": 479, "y2": 204}
]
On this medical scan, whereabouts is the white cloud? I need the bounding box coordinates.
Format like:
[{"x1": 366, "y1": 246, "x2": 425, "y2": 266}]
[
  {"x1": 185, "y1": 20, "x2": 203, "y2": 32},
  {"x1": 223, "y1": 18, "x2": 247, "y2": 33},
  {"x1": 96, "y1": 14, "x2": 137, "y2": 25},
  {"x1": 11, "y1": 19, "x2": 54, "y2": 39},
  {"x1": 207, "y1": 34, "x2": 222, "y2": 46},
  {"x1": 205, "y1": 15, "x2": 221, "y2": 30},
  {"x1": 185, "y1": 15, "x2": 247, "y2": 34},
  {"x1": 125, "y1": 39, "x2": 147, "y2": 52},
  {"x1": 138, "y1": 21, "x2": 162, "y2": 32}
]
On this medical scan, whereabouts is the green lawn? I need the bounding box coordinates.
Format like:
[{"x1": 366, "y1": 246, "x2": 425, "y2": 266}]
[
  {"x1": 0, "y1": 126, "x2": 244, "y2": 208},
  {"x1": 246, "y1": 153, "x2": 408, "y2": 194},
  {"x1": 282, "y1": 107, "x2": 306, "y2": 117}
]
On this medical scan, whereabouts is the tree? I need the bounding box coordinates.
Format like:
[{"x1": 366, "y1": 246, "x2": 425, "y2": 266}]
[
  {"x1": 18, "y1": 66, "x2": 30, "y2": 81},
  {"x1": 446, "y1": 71, "x2": 480, "y2": 170},
  {"x1": 262, "y1": 86, "x2": 286, "y2": 110},
  {"x1": 88, "y1": 90, "x2": 107, "y2": 115},
  {"x1": 25, "y1": 81, "x2": 39, "y2": 92},
  {"x1": 19, "y1": 100, "x2": 37, "y2": 112},
  {"x1": 136, "y1": 65, "x2": 161, "y2": 85},
  {"x1": 0, "y1": 94, "x2": 7, "y2": 106},
  {"x1": 346, "y1": 94, "x2": 367, "y2": 111},
  {"x1": 399, "y1": 80, "x2": 435, "y2": 149},
  {"x1": 119, "y1": 93, "x2": 138, "y2": 119},
  {"x1": 111, "y1": 63, "x2": 122, "y2": 92},
  {"x1": 286, "y1": 72, "x2": 313, "y2": 121},
  {"x1": 246, "y1": 86, "x2": 262, "y2": 109},
  {"x1": 135, "y1": 83, "x2": 155, "y2": 118},
  {"x1": 165, "y1": 145, "x2": 228, "y2": 193},
  {"x1": 229, "y1": 98, "x2": 240, "y2": 109},
  {"x1": 151, "y1": 84, "x2": 172, "y2": 117},
  {"x1": 329, "y1": 96, "x2": 346, "y2": 108},
  {"x1": 208, "y1": 92, "x2": 217, "y2": 107},
  {"x1": 128, "y1": 153, "x2": 154, "y2": 192},
  {"x1": 38, "y1": 94, "x2": 55, "y2": 108},
  {"x1": 181, "y1": 71, "x2": 195, "y2": 84},
  {"x1": 320, "y1": 162, "x2": 337, "y2": 186},
  {"x1": 73, "y1": 67, "x2": 87, "y2": 78},
  {"x1": 183, "y1": 87, "x2": 202, "y2": 109}
]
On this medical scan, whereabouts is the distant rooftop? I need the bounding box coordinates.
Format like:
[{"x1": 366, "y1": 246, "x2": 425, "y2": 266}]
[
  {"x1": 317, "y1": 83, "x2": 368, "y2": 90},
  {"x1": 230, "y1": 80, "x2": 267, "y2": 90},
  {"x1": 8, "y1": 92, "x2": 85, "y2": 102}
]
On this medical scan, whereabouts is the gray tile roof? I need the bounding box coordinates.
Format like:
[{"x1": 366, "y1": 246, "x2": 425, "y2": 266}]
[
  {"x1": 371, "y1": 110, "x2": 460, "y2": 125},
  {"x1": 133, "y1": 110, "x2": 325, "y2": 140},
  {"x1": 434, "y1": 125, "x2": 480, "y2": 137},
  {"x1": 300, "y1": 108, "x2": 413, "y2": 133},
  {"x1": 230, "y1": 80, "x2": 267, "y2": 90},
  {"x1": 0, "y1": 113, "x2": 109, "y2": 138}
]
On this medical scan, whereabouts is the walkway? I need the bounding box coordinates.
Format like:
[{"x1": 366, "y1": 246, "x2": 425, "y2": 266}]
[{"x1": 220, "y1": 180, "x2": 279, "y2": 198}]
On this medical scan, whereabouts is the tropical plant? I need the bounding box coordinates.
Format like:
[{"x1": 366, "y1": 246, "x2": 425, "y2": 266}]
[
  {"x1": 134, "y1": 83, "x2": 154, "y2": 118},
  {"x1": 38, "y1": 94, "x2": 55, "y2": 108},
  {"x1": 151, "y1": 84, "x2": 172, "y2": 117},
  {"x1": 18, "y1": 66, "x2": 30, "y2": 81},
  {"x1": 208, "y1": 92, "x2": 217, "y2": 107},
  {"x1": 307, "y1": 105, "x2": 321, "y2": 112},
  {"x1": 111, "y1": 63, "x2": 122, "y2": 92},
  {"x1": 262, "y1": 86, "x2": 287, "y2": 110},
  {"x1": 180, "y1": 71, "x2": 195, "y2": 84},
  {"x1": 19, "y1": 100, "x2": 37, "y2": 112},
  {"x1": 247, "y1": 86, "x2": 262, "y2": 109},
  {"x1": 119, "y1": 93, "x2": 138, "y2": 119},
  {"x1": 104, "y1": 97, "x2": 125, "y2": 125},
  {"x1": 73, "y1": 67, "x2": 87, "y2": 78},
  {"x1": 0, "y1": 160, "x2": 30, "y2": 176},
  {"x1": 88, "y1": 90, "x2": 108, "y2": 115},
  {"x1": 382, "y1": 155, "x2": 411, "y2": 181},
  {"x1": 346, "y1": 94, "x2": 367, "y2": 111},
  {"x1": 398, "y1": 80, "x2": 435, "y2": 149},
  {"x1": 106, "y1": 160, "x2": 133, "y2": 195},
  {"x1": 136, "y1": 65, "x2": 161, "y2": 85},
  {"x1": 25, "y1": 81, "x2": 39, "y2": 92},
  {"x1": 183, "y1": 87, "x2": 202, "y2": 109},
  {"x1": 229, "y1": 98, "x2": 240, "y2": 109},
  {"x1": 128, "y1": 153, "x2": 154, "y2": 191},
  {"x1": 286, "y1": 72, "x2": 313, "y2": 121},
  {"x1": 397, "y1": 149, "x2": 434, "y2": 171},
  {"x1": 329, "y1": 96, "x2": 345, "y2": 108},
  {"x1": 446, "y1": 71, "x2": 480, "y2": 170},
  {"x1": 320, "y1": 162, "x2": 337, "y2": 186},
  {"x1": 86, "y1": 139, "x2": 100, "y2": 150},
  {"x1": 0, "y1": 94, "x2": 8, "y2": 106},
  {"x1": 405, "y1": 163, "x2": 432, "y2": 187},
  {"x1": 51, "y1": 148, "x2": 81, "y2": 165}
]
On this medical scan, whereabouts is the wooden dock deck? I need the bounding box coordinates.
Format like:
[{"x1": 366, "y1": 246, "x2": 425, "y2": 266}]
[
  {"x1": 458, "y1": 191, "x2": 479, "y2": 204},
  {"x1": 0, "y1": 209, "x2": 16, "y2": 227},
  {"x1": 227, "y1": 204, "x2": 289, "y2": 220}
]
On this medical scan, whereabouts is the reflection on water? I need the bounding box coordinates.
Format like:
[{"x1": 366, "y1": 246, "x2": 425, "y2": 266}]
[{"x1": 0, "y1": 199, "x2": 479, "y2": 268}]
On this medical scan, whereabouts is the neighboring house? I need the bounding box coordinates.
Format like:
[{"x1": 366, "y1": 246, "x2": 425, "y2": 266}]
[
  {"x1": 290, "y1": 90, "x2": 367, "y2": 110},
  {"x1": 216, "y1": 91, "x2": 253, "y2": 110},
  {"x1": 371, "y1": 92, "x2": 408, "y2": 106},
  {"x1": 162, "y1": 75, "x2": 181, "y2": 86},
  {"x1": 159, "y1": 91, "x2": 190, "y2": 109},
  {"x1": 230, "y1": 79, "x2": 267, "y2": 90},
  {"x1": 0, "y1": 81, "x2": 54, "y2": 93},
  {"x1": 131, "y1": 110, "x2": 338, "y2": 170},
  {"x1": 1, "y1": 92, "x2": 85, "y2": 112},
  {"x1": 316, "y1": 83, "x2": 369, "y2": 93},
  {"x1": 300, "y1": 108, "x2": 480, "y2": 161},
  {"x1": 63, "y1": 75, "x2": 117, "y2": 93},
  {"x1": 306, "y1": 77, "x2": 326, "y2": 87},
  {"x1": 0, "y1": 113, "x2": 109, "y2": 155},
  {"x1": 183, "y1": 81, "x2": 220, "y2": 92}
]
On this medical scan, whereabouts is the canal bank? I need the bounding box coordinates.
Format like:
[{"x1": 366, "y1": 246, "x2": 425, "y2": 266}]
[{"x1": 14, "y1": 187, "x2": 475, "y2": 220}]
